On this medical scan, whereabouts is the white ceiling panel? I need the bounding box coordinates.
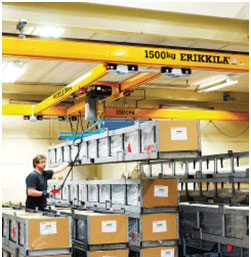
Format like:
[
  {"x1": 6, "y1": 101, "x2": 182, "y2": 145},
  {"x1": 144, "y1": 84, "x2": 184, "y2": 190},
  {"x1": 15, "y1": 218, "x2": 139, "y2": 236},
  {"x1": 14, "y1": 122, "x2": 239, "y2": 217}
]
[
  {"x1": 90, "y1": 32, "x2": 130, "y2": 42},
  {"x1": 101, "y1": 72, "x2": 133, "y2": 82},
  {"x1": 188, "y1": 42, "x2": 227, "y2": 50},
  {"x1": 157, "y1": 38, "x2": 196, "y2": 47},
  {"x1": 2, "y1": 57, "x2": 61, "y2": 83},
  {"x1": 220, "y1": 45, "x2": 249, "y2": 52},
  {"x1": 124, "y1": 35, "x2": 164, "y2": 45},
  {"x1": 39, "y1": 62, "x2": 98, "y2": 84}
]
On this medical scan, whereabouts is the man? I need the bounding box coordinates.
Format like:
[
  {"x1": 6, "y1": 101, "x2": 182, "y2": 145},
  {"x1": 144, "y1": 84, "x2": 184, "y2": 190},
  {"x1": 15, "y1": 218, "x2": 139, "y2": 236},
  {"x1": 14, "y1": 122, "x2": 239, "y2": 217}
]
[{"x1": 25, "y1": 154, "x2": 71, "y2": 211}]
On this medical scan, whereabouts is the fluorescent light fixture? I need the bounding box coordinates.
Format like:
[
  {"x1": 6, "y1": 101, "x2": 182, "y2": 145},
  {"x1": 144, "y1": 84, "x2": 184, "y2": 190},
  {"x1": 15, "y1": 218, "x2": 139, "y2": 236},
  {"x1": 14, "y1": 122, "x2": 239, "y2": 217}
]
[
  {"x1": 2, "y1": 61, "x2": 25, "y2": 83},
  {"x1": 34, "y1": 26, "x2": 64, "y2": 38},
  {"x1": 199, "y1": 78, "x2": 238, "y2": 93},
  {"x1": 198, "y1": 76, "x2": 229, "y2": 89}
]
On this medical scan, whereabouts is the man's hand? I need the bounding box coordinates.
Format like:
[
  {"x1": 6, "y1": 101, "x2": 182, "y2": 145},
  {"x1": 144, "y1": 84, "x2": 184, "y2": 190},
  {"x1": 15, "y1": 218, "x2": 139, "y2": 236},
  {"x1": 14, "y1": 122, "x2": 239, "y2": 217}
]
[
  {"x1": 42, "y1": 191, "x2": 50, "y2": 198},
  {"x1": 68, "y1": 160, "x2": 74, "y2": 166}
]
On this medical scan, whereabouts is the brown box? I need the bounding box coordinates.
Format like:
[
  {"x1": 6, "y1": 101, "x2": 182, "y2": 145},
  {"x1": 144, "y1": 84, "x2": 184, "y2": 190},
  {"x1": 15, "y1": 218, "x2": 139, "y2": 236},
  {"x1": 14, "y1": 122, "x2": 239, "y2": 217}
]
[
  {"x1": 142, "y1": 178, "x2": 177, "y2": 207},
  {"x1": 89, "y1": 249, "x2": 128, "y2": 257},
  {"x1": 28, "y1": 216, "x2": 70, "y2": 250},
  {"x1": 142, "y1": 213, "x2": 177, "y2": 241},
  {"x1": 72, "y1": 211, "x2": 127, "y2": 245},
  {"x1": 141, "y1": 246, "x2": 177, "y2": 257},
  {"x1": 158, "y1": 120, "x2": 200, "y2": 152}
]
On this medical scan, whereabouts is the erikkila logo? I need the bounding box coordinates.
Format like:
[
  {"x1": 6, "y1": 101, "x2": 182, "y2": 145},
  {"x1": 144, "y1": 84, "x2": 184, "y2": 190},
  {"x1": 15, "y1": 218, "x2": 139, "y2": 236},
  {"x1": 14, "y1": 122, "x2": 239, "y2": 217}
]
[{"x1": 180, "y1": 53, "x2": 230, "y2": 64}]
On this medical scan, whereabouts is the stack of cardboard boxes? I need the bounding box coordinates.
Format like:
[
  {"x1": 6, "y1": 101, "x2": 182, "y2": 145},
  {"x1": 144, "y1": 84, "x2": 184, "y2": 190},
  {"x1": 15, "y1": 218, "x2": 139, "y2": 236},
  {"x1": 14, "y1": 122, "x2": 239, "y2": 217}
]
[{"x1": 127, "y1": 178, "x2": 178, "y2": 257}]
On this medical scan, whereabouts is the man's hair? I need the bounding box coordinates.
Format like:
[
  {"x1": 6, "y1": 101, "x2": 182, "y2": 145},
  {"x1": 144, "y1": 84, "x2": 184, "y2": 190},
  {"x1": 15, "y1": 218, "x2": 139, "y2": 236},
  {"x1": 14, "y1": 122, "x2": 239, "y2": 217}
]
[{"x1": 33, "y1": 154, "x2": 46, "y2": 168}]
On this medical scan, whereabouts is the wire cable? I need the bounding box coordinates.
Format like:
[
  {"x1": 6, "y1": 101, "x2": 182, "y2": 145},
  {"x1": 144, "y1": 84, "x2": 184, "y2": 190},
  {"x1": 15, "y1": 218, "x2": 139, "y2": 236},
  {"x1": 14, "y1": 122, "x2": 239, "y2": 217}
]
[{"x1": 210, "y1": 120, "x2": 249, "y2": 137}]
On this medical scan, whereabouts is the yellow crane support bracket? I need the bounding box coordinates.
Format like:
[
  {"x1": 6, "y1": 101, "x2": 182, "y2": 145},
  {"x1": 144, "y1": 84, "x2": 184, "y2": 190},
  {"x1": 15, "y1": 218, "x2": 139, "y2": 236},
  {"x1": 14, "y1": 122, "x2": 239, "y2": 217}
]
[
  {"x1": 33, "y1": 64, "x2": 108, "y2": 114},
  {"x1": 3, "y1": 36, "x2": 249, "y2": 72},
  {"x1": 2, "y1": 104, "x2": 67, "y2": 116},
  {"x1": 103, "y1": 108, "x2": 249, "y2": 122}
]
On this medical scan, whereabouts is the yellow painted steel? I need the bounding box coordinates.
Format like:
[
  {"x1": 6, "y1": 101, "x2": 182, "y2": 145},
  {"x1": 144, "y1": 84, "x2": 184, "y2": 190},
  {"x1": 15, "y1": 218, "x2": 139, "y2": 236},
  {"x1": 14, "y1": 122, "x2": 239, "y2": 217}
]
[
  {"x1": 3, "y1": 36, "x2": 249, "y2": 72},
  {"x1": 33, "y1": 64, "x2": 108, "y2": 114},
  {"x1": 2, "y1": 103, "x2": 249, "y2": 122},
  {"x1": 103, "y1": 108, "x2": 249, "y2": 122},
  {"x1": 102, "y1": 73, "x2": 161, "y2": 101},
  {"x1": 2, "y1": 104, "x2": 67, "y2": 116},
  {"x1": 67, "y1": 101, "x2": 85, "y2": 116}
]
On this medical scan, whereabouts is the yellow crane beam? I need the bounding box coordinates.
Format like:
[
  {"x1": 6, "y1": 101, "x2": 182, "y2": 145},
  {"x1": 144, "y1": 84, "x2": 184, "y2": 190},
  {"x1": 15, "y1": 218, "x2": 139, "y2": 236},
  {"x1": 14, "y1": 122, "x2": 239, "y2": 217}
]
[
  {"x1": 33, "y1": 64, "x2": 108, "y2": 114},
  {"x1": 3, "y1": 36, "x2": 249, "y2": 72},
  {"x1": 3, "y1": 104, "x2": 249, "y2": 122},
  {"x1": 2, "y1": 104, "x2": 67, "y2": 116},
  {"x1": 103, "y1": 107, "x2": 249, "y2": 122}
]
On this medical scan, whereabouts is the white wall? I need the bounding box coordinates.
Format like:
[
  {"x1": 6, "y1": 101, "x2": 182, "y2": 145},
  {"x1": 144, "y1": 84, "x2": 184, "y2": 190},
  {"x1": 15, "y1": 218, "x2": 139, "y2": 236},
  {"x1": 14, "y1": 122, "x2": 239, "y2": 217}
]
[{"x1": 2, "y1": 115, "x2": 97, "y2": 203}]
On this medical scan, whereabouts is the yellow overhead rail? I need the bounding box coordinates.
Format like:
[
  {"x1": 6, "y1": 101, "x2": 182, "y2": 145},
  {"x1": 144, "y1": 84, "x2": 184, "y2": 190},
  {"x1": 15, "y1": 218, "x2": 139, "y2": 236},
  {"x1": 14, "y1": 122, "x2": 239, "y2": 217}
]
[
  {"x1": 3, "y1": 36, "x2": 249, "y2": 72},
  {"x1": 3, "y1": 104, "x2": 249, "y2": 122},
  {"x1": 103, "y1": 107, "x2": 249, "y2": 122},
  {"x1": 2, "y1": 104, "x2": 67, "y2": 116},
  {"x1": 33, "y1": 64, "x2": 108, "y2": 114}
]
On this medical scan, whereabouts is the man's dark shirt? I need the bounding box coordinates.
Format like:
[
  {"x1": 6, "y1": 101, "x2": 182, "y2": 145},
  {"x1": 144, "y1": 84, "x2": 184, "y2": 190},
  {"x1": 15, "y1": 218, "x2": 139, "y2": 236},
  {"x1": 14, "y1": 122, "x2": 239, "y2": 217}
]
[{"x1": 25, "y1": 170, "x2": 53, "y2": 211}]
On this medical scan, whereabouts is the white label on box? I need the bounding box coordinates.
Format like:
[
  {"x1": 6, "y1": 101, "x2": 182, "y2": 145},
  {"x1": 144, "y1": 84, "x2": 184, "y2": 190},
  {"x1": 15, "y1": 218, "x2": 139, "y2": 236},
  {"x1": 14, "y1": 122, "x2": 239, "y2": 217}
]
[
  {"x1": 40, "y1": 221, "x2": 57, "y2": 235},
  {"x1": 154, "y1": 185, "x2": 168, "y2": 197},
  {"x1": 152, "y1": 220, "x2": 167, "y2": 233},
  {"x1": 171, "y1": 127, "x2": 187, "y2": 140},
  {"x1": 161, "y1": 249, "x2": 175, "y2": 257},
  {"x1": 102, "y1": 220, "x2": 117, "y2": 233}
]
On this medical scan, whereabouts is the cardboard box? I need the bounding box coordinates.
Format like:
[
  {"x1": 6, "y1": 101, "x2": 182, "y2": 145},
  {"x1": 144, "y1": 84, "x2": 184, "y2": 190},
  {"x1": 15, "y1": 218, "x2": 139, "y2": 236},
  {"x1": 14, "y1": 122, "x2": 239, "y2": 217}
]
[
  {"x1": 72, "y1": 211, "x2": 127, "y2": 245},
  {"x1": 28, "y1": 216, "x2": 70, "y2": 250},
  {"x1": 89, "y1": 249, "x2": 128, "y2": 257},
  {"x1": 2, "y1": 211, "x2": 71, "y2": 251},
  {"x1": 158, "y1": 120, "x2": 200, "y2": 152},
  {"x1": 141, "y1": 246, "x2": 177, "y2": 257},
  {"x1": 142, "y1": 213, "x2": 177, "y2": 241},
  {"x1": 142, "y1": 178, "x2": 177, "y2": 207}
]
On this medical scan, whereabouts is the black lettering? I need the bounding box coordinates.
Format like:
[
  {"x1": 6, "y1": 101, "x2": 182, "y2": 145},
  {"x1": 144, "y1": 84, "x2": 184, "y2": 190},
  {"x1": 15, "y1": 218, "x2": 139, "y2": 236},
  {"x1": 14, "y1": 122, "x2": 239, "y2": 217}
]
[
  {"x1": 223, "y1": 57, "x2": 229, "y2": 64},
  {"x1": 180, "y1": 53, "x2": 186, "y2": 61},
  {"x1": 186, "y1": 54, "x2": 193, "y2": 62},
  {"x1": 155, "y1": 51, "x2": 160, "y2": 59},
  {"x1": 145, "y1": 50, "x2": 149, "y2": 58},
  {"x1": 149, "y1": 50, "x2": 154, "y2": 58},
  {"x1": 205, "y1": 55, "x2": 212, "y2": 63},
  {"x1": 198, "y1": 55, "x2": 205, "y2": 62},
  {"x1": 161, "y1": 51, "x2": 166, "y2": 59}
]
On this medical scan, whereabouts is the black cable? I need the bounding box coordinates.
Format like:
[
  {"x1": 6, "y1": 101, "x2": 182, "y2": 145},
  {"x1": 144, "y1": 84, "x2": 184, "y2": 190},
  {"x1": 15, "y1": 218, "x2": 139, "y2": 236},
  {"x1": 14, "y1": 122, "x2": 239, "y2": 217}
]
[
  {"x1": 210, "y1": 120, "x2": 249, "y2": 138},
  {"x1": 59, "y1": 137, "x2": 83, "y2": 191},
  {"x1": 79, "y1": 112, "x2": 84, "y2": 131}
]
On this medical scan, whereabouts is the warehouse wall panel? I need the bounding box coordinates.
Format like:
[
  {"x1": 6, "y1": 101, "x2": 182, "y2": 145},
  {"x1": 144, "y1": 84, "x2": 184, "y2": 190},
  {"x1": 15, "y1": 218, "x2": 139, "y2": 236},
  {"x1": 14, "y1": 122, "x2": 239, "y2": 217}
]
[{"x1": 2, "y1": 115, "x2": 97, "y2": 203}]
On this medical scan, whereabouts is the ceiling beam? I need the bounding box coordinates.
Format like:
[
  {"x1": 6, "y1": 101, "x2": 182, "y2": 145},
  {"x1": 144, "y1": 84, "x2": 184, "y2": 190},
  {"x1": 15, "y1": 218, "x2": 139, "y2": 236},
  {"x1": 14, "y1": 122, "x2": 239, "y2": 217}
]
[
  {"x1": 3, "y1": 36, "x2": 249, "y2": 72},
  {"x1": 3, "y1": 103, "x2": 248, "y2": 122},
  {"x1": 3, "y1": 2, "x2": 248, "y2": 45},
  {"x1": 2, "y1": 104, "x2": 67, "y2": 116},
  {"x1": 103, "y1": 107, "x2": 249, "y2": 122},
  {"x1": 32, "y1": 64, "x2": 108, "y2": 114}
]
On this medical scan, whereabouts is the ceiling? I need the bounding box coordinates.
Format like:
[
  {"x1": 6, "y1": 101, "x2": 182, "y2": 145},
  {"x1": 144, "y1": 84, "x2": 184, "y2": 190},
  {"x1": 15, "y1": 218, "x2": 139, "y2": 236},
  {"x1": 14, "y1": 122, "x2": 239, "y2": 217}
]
[{"x1": 2, "y1": 2, "x2": 249, "y2": 106}]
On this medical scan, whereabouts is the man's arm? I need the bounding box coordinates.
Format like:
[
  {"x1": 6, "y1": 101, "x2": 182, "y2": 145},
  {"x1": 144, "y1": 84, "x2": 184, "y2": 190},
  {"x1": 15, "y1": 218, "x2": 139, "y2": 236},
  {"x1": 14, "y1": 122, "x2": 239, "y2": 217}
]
[
  {"x1": 52, "y1": 162, "x2": 70, "y2": 175},
  {"x1": 27, "y1": 188, "x2": 44, "y2": 197}
]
